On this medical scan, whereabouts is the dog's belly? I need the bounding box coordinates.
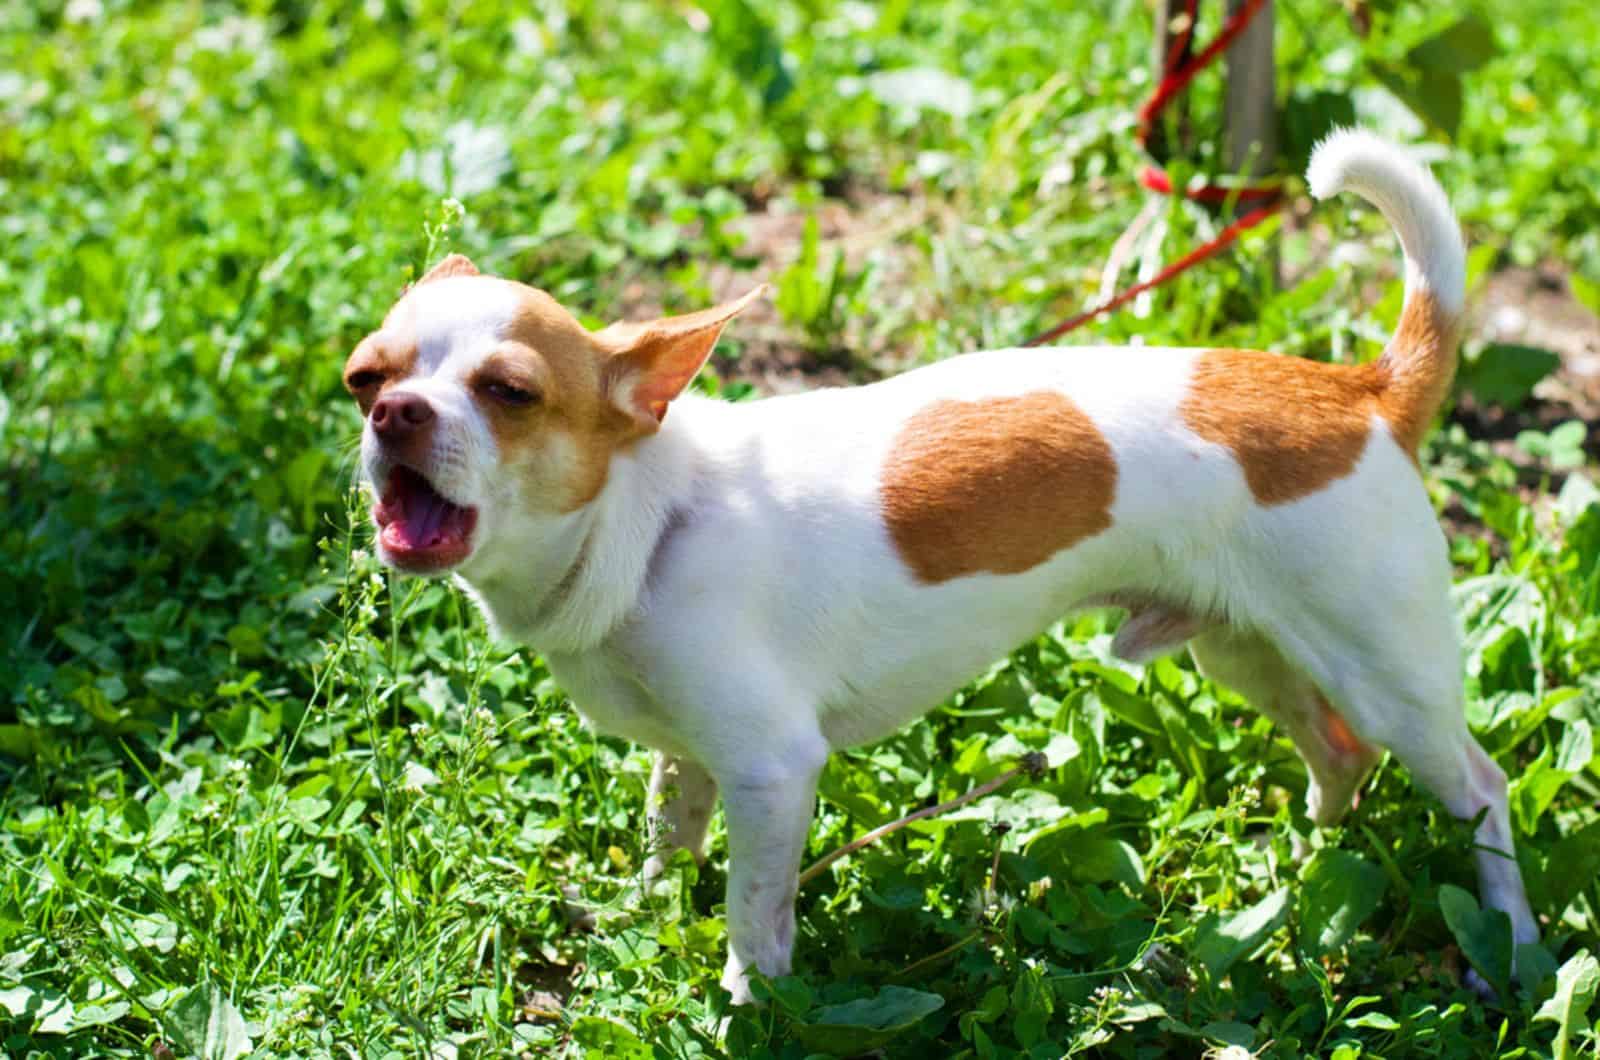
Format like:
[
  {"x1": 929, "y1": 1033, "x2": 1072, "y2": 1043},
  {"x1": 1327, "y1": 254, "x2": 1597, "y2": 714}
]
[{"x1": 812, "y1": 530, "x2": 1161, "y2": 750}]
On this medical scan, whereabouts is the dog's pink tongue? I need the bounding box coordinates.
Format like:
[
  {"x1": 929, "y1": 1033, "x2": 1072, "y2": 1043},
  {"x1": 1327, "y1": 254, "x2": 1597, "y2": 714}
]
[
  {"x1": 383, "y1": 471, "x2": 468, "y2": 552},
  {"x1": 393, "y1": 489, "x2": 452, "y2": 549}
]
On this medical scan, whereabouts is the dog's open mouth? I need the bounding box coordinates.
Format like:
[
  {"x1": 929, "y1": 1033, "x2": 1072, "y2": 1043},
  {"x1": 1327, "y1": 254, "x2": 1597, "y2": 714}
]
[{"x1": 372, "y1": 466, "x2": 479, "y2": 572}]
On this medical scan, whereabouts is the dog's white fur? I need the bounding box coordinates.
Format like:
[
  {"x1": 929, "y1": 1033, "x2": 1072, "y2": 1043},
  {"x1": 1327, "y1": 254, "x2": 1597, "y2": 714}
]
[{"x1": 350, "y1": 130, "x2": 1536, "y2": 1002}]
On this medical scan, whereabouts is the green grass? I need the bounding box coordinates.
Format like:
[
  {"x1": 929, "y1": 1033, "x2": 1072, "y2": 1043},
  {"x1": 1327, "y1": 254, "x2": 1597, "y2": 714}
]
[{"x1": 3, "y1": 0, "x2": 1599, "y2": 1056}]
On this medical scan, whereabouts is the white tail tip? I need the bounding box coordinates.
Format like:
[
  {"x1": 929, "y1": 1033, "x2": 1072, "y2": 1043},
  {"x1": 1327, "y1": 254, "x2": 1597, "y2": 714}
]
[{"x1": 1305, "y1": 126, "x2": 1465, "y2": 312}]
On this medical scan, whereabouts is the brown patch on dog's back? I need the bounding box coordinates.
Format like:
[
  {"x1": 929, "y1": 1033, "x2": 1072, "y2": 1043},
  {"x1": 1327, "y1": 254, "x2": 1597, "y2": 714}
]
[
  {"x1": 881, "y1": 392, "x2": 1117, "y2": 583},
  {"x1": 1183, "y1": 291, "x2": 1462, "y2": 502},
  {"x1": 1181, "y1": 351, "x2": 1385, "y2": 505}
]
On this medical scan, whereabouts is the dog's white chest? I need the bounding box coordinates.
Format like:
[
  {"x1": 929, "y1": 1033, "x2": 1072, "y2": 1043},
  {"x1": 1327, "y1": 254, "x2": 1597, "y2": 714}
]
[{"x1": 543, "y1": 648, "x2": 696, "y2": 758}]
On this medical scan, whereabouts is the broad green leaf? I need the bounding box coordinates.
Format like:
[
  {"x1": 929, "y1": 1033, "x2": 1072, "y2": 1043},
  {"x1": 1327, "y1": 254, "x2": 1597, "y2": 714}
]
[
  {"x1": 1151, "y1": 692, "x2": 1207, "y2": 781},
  {"x1": 1537, "y1": 819, "x2": 1600, "y2": 916},
  {"x1": 1194, "y1": 889, "x2": 1291, "y2": 978},
  {"x1": 1511, "y1": 744, "x2": 1562, "y2": 834},
  {"x1": 70, "y1": 1000, "x2": 130, "y2": 1028},
  {"x1": 1571, "y1": 273, "x2": 1600, "y2": 316},
  {"x1": 768, "y1": 975, "x2": 814, "y2": 1015},
  {"x1": 1064, "y1": 835, "x2": 1146, "y2": 890},
  {"x1": 1348, "y1": 1010, "x2": 1401, "y2": 1031},
  {"x1": 817, "y1": 758, "x2": 894, "y2": 826},
  {"x1": 1094, "y1": 683, "x2": 1163, "y2": 737},
  {"x1": 1370, "y1": 61, "x2": 1463, "y2": 137},
  {"x1": 1454, "y1": 575, "x2": 1546, "y2": 693},
  {"x1": 792, "y1": 986, "x2": 945, "y2": 1054},
  {"x1": 1202, "y1": 1020, "x2": 1256, "y2": 1047},
  {"x1": 208, "y1": 700, "x2": 280, "y2": 751},
  {"x1": 1297, "y1": 850, "x2": 1387, "y2": 957},
  {"x1": 1407, "y1": 17, "x2": 1499, "y2": 74},
  {"x1": 1518, "y1": 421, "x2": 1589, "y2": 470},
  {"x1": 701, "y1": 0, "x2": 794, "y2": 109},
  {"x1": 167, "y1": 985, "x2": 252, "y2": 1060},
  {"x1": 1535, "y1": 950, "x2": 1600, "y2": 1060},
  {"x1": 0, "y1": 983, "x2": 76, "y2": 1035},
  {"x1": 114, "y1": 912, "x2": 178, "y2": 954},
  {"x1": 570, "y1": 1016, "x2": 651, "y2": 1059},
  {"x1": 1518, "y1": 941, "x2": 1560, "y2": 993},
  {"x1": 1556, "y1": 473, "x2": 1600, "y2": 527},
  {"x1": 287, "y1": 796, "x2": 334, "y2": 829},
  {"x1": 1438, "y1": 884, "x2": 1512, "y2": 997},
  {"x1": 1458, "y1": 344, "x2": 1560, "y2": 409},
  {"x1": 1557, "y1": 720, "x2": 1594, "y2": 773}
]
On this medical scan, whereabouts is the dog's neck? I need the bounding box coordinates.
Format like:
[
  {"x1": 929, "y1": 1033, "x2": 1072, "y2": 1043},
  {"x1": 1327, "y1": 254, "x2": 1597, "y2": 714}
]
[{"x1": 455, "y1": 404, "x2": 706, "y2": 655}]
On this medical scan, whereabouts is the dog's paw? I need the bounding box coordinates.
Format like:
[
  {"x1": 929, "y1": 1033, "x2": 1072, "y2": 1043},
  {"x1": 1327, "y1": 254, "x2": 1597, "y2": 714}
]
[
  {"x1": 720, "y1": 972, "x2": 760, "y2": 1007},
  {"x1": 720, "y1": 956, "x2": 763, "y2": 1007}
]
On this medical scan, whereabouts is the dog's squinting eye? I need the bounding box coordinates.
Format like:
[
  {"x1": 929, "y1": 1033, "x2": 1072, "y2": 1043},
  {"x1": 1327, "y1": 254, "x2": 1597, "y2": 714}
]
[
  {"x1": 483, "y1": 381, "x2": 540, "y2": 407},
  {"x1": 345, "y1": 369, "x2": 385, "y2": 392}
]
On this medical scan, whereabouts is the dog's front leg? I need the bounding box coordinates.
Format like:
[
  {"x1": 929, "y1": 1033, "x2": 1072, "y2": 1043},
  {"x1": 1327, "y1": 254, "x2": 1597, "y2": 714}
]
[
  {"x1": 715, "y1": 744, "x2": 827, "y2": 1005},
  {"x1": 643, "y1": 753, "x2": 718, "y2": 880}
]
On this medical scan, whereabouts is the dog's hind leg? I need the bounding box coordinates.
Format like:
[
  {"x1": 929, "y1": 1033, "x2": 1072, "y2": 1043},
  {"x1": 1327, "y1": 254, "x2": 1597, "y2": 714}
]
[
  {"x1": 1311, "y1": 637, "x2": 1537, "y2": 948},
  {"x1": 642, "y1": 754, "x2": 719, "y2": 881},
  {"x1": 1189, "y1": 628, "x2": 1382, "y2": 827},
  {"x1": 1263, "y1": 556, "x2": 1540, "y2": 970}
]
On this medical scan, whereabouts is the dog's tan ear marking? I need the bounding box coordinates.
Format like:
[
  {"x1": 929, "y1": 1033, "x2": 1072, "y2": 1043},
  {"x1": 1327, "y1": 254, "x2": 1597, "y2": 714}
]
[
  {"x1": 417, "y1": 253, "x2": 481, "y2": 286},
  {"x1": 600, "y1": 285, "x2": 766, "y2": 430}
]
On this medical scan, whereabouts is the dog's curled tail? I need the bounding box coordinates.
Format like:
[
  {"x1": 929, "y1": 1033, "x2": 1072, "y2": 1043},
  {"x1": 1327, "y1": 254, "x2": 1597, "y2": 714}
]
[{"x1": 1307, "y1": 128, "x2": 1465, "y2": 452}]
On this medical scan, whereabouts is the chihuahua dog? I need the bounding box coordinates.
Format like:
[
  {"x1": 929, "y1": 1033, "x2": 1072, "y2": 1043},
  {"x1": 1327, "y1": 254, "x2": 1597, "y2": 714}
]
[{"x1": 345, "y1": 130, "x2": 1535, "y2": 1002}]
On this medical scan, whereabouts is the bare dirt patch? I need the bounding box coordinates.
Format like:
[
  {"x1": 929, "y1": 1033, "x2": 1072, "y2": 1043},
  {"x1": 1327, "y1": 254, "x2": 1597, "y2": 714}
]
[
  {"x1": 1470, "y1": 264, "x2": 1600, "y2": 419},
  {"x1": 1451, "y1": 264, "x2": 1600, "y2": 476},
  {"x1": 613, "y1": 192, "x2": 936, "y2": 393}
]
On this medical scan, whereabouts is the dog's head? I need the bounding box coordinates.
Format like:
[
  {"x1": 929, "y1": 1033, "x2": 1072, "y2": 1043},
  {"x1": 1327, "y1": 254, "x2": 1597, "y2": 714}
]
[{"x1": 345, "y1": 254, "x2": 761, "y2": 575}]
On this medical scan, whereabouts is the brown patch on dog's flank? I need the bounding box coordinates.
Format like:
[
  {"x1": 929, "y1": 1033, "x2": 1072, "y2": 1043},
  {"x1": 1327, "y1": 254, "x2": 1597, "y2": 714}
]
[
  {"x1": 881, "y1": 392, "x2": 1117, "y2": 583},
  {"x1": 1181, "y1": 350, "x2": 1382, "y2": 505}
]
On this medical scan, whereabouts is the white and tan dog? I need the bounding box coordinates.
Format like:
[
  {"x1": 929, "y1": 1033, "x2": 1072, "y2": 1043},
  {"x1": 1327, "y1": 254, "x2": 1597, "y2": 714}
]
[{"x1": 344, "y1": 129, "x2": 1536, "y2": 1001}]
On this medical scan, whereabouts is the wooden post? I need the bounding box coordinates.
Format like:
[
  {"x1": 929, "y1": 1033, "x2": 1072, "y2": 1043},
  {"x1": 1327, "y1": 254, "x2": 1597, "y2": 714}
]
[
  {"x1": 1149, "y1": 0, "x2": 1192, "y2": 162},
  {"x1": 1224, "y1": 0, "x2": 1276, "y2": 179}
]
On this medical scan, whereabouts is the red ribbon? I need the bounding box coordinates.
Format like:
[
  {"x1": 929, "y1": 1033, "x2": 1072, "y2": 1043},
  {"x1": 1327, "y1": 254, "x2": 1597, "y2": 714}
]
[{"x1": 1025, "y1": 0, "x2": 1282, "y2": 344}]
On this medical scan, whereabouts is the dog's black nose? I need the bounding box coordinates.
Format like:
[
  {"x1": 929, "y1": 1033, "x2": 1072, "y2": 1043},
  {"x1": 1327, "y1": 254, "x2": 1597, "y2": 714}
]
[{"x1": 370, "y1": 392, "x2": 435, "y2": 439}]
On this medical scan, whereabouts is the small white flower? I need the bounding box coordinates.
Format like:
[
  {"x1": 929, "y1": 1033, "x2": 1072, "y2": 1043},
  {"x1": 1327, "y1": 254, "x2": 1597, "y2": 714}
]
[
  {"x1": 64, "y1": 0, "x2": 102, "y2": 23},
  {"x1": 402, "y1": 761, "x2": 441, "y2": 792}
]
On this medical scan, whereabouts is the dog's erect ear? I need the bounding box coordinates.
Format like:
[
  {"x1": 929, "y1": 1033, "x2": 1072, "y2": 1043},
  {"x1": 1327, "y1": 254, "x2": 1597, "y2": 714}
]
[
  {"x1": 599, "y1": 285, "x2": 766, "y2": 430},
  {"x1": 417, "y1": 254, "x2": 480, "y2": 285}
]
